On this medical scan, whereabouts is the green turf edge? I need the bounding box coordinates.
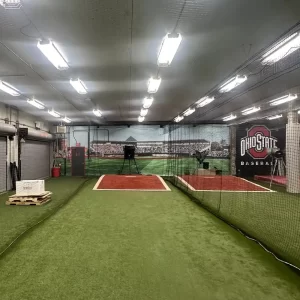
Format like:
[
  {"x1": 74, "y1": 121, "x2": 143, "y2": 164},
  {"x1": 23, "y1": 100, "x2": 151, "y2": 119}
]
[
  {"x1": 163, "y1": 176, "x2": 300, "y2": 275},
  {"x1": 0, "y1": 178, "x2": 91, "y2": 260}
]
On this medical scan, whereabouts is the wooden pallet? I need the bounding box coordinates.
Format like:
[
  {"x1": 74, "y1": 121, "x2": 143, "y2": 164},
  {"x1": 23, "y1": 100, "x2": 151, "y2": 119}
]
[
  {"x1": 6, "y1": 198, "x2": 51, "y2": 206},
  {"x1": 8, "y1": 192, "x2": 52, "y2": 203}
]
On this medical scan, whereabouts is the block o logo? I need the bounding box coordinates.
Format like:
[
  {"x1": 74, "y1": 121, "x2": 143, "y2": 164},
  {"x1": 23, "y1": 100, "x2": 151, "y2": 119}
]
[{"x1": 240, "y1": 125, "x2": 278, "y2": 159}]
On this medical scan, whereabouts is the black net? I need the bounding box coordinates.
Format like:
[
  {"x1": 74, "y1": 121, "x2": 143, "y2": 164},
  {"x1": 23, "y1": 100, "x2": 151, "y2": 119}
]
[{"x1": 166, "y1": 123, "x2": 300, "y2": 270}]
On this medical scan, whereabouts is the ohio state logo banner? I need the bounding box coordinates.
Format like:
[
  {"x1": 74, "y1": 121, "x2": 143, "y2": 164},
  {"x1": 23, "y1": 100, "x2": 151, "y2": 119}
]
[
  {"x1": 240, "y1": 125, "x2": 278, "y2": 159},
  {"x1": 236, "y1": 124, "x2": 285, "y2": 177}
]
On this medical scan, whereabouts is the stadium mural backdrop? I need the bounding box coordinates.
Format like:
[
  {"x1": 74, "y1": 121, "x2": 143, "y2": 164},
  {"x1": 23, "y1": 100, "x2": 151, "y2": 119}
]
[
  {"x1": 236, "y1": 124, "x2": 286, "y2": 177},
  {"x1": 57, "y1": 125, "x2": 230, "y2": 175}
]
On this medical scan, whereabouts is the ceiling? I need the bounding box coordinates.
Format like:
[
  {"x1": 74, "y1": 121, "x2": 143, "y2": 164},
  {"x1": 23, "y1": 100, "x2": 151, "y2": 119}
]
[{"x1": 0, "y1": 0, "x2": 299, "y2": 125}]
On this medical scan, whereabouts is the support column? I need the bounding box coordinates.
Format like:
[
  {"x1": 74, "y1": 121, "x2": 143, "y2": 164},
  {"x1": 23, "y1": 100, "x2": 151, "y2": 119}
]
[
  {"x1": 229, "y1": 126, "x2": 237, "y2": 176},
  {"x1": 286, "y1": 111, "x2": 300, "y2": 193}
]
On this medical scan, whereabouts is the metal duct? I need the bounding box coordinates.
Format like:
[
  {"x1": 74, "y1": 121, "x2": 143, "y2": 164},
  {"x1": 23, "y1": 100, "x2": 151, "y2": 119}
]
[
  {"x1": 0, "y1": 123, "x2": 17, "y2": 135},
  {"x1": 26, "y1": 128, "x2": 55, "y2": 141}
]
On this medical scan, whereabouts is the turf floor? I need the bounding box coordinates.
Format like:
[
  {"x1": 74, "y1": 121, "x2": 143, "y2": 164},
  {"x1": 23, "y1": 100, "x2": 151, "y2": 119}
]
[
  {"x1": 0, "y1": 178, "x2": 299, "y2": 299},
  {"x1": 0, "y1": 177, "x2": 88, "y2": 255}
]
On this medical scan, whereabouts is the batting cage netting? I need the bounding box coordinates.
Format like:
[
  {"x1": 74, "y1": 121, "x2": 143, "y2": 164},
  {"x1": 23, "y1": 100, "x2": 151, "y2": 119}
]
[{"x1": 54, "y1": 123, "x2": 300, "y2": 270}]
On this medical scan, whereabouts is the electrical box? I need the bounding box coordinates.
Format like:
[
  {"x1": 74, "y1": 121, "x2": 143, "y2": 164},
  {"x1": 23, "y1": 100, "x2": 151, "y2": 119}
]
[
  {"x1": 35, "y1": 122, "x2": 43, "y2": 129},
  {"x1": 56, "y1": 126, "x2": 67, "y2": 134}
]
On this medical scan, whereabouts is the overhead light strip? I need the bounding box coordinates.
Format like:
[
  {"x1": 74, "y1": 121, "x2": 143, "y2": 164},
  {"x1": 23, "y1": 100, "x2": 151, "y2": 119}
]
[
  {"x1": 223, "y1": 114, "x2": 237, "y2": 122},
  {"x1": 37, "y1": 40, "x2": 69, "y2": 70},
  {"x1": 138, "y1": 116, "x2": 145, "y2": 122},
  {"x1": 70, "y1": 79, "x2": 88, "y2": 94},
  {"x1": 62, "y1": 116, "x2": 71, "y2": 123},
  {"x1": 158, "y1": 33, "x2": 182, "y2": 67},
  {"x1": 93, "y1": 109, "x2": 102, "y2": 117},
  {"x1": 219, "y1": 75, "x2": 247, "y2": 93},
  {"x1": 196, "y1": 96, "x2": 214, "y2": 108},
  {"x1": 262, "y1": 32, "x2": 300, "y2": 65},
  {"x1": 48, "y1": 109, "x2": 60, "y2": 118},
  {"x1": 143, "y1": 97, "x2": 154, "y2": 109},
  {"x1": 174, "y1": 115, "x2": 184, "y2": 123},
  {"x1": 140, "y1": 108, "x2": 148, "y2": 117},
  {"x1": 0, "y1": 81, "x2": 21, "y2": 96},
  {"x1": 183, "y1": 108, "x2": 195, "y2": 117},
  {"x1": 266, "y1": 114, "x2": 283, "y2": 120},
  {"x1": 241, "y1": 106, "x2": 261, "y2": 115},
  {"x1": 148, "y1": 77, "x2": 161, "y2": 94},
  {"x1": 269, "y1": 94, "x2": 298, "y2": 106},
  {"x1": 27, "y1": 98, "x2": 45, "y2": 110}
]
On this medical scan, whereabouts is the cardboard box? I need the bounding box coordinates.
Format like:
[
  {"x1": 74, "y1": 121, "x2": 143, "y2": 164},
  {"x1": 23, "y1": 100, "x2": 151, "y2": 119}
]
[{"x1": 16, "y1": 180, "x2": 45, "y2": 196}]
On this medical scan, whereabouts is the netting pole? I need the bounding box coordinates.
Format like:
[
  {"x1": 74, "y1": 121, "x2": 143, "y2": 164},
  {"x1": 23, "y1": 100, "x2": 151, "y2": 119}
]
[
  {"x1": 229, "y1": 125, "x2": 237, "y2": 176},
  {"x1": 286, "y1": 111, "x2": 300, "y2": 193}
]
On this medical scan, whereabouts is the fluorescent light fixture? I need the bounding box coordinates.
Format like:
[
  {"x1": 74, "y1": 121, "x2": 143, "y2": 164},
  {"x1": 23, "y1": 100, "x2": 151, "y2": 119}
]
[
  {"x1": 174, "y1": 115, "x2": 184, "y2": 123},
  {"x1": 140, "y1": 108, "x2": 148, "y2": 117},
  {"x1": 158, "y1": 33, "x2": 182, "y2": 67},
  {"x1": 70, "y1": 79, "x2": 87, "y2": 94},
  {"x1": 223, "y1": 114, "x2": 237, "y2": 121},
  {"x1": 219, "y1": 75, "x2": 247, "y2": 93},
  {"x1": 196, "y1": 96, "x2": 215, "y2": 108},
  {"x1": 48, "y1": 109, "x2": 60, "y2": 118},
  {"x1": 62, "y1": 116, "x2": 71, "y2": 123},
  {"x1": 148, "y1": 77, "x2": 161, "y2": 94},
  {"x1": 143, "y1": 97, "x2": 154, "y2": 109},
  {"x1": 262, "y1": 32, "x2": 300, "y2": 65},
  {"x1": 37, "y1": 40, "x2": 69, "y2": 70},
  {"x1": 0, "y1": 81, "x2": 21, "y2": 96},
  {"x1": 0, "y1": 0, "x2": 21, "y2": 9},
  {"x1": 269, "y1": 94, "x2": 298, "y2": 106},
  {"x1": 267, "y1": 114, "x2": 283, "y2": 120},
  {"x1": 183, "y1": 108, "x2": 195, "y2": 117},
  {"x1": 138, "y1": 116, "x2": 145, "y2": 122},
  {"x1": 27, "y1": 98, "x2": 45, "y2": 110},
  {"x1": 93, "y1": 109, "x2": 102, "y2": 117},
  {"x1": 241, "y1": 106, "x2": 261, "y2": 115}
]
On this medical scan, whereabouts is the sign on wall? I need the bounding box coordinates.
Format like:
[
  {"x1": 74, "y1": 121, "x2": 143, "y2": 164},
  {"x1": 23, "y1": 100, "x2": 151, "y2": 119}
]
[{"x1": 236, "y1": 124, "x2": 285, "y2": 177}]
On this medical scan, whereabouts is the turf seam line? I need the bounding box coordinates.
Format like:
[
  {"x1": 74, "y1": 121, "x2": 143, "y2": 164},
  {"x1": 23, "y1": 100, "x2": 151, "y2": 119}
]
[
  {"x1": 167, "y1": 178, "x2": 300, "y2": 272},
  {"x1": 0, "y1": 178, "x2": 91, "y2": 259}
]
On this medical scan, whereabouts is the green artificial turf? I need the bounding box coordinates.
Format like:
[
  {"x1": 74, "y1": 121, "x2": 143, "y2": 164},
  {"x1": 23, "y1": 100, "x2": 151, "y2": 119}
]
[
  {"x1": 174, "y1": 177, "x2": 300, "y2": 269},
  {"x1": 0, "y1": 179, "x2": 299, "y2": 300},
  {"x1": 0, "y1": 177, "x2": 88, "y2": 254}
]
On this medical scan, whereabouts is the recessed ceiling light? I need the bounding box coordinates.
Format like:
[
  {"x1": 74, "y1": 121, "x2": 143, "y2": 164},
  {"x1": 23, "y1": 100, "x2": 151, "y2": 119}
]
[
  {"x1": 37, "y1": 40, "x2": 69, "y2": 70},
  {"x1": 219, "y1": 75, "x2": 247, "y2": 93},
  {"x1": 158, "y1": 33, "x2": 182, "y2": 67}
]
